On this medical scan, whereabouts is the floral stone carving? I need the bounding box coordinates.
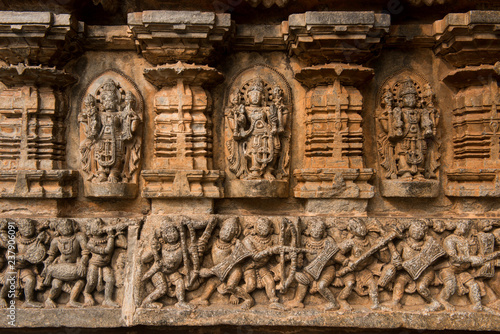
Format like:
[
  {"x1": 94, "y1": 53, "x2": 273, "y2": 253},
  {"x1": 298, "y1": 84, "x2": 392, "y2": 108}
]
[
  {"x1": 79, "y1": 71, "x2": 143, "y2": 198},
  {"x1": 224, "y1": 65, "x2": 292, "y2": 197},
  {"x1": 376, "y1": 72, "x2": 441, "y2": 197}
]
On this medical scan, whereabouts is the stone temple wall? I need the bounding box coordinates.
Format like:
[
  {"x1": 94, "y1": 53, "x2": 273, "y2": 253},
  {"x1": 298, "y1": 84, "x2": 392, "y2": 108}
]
[{"x1": 1, "y1": 0, "x2": 500, "y2": 332}]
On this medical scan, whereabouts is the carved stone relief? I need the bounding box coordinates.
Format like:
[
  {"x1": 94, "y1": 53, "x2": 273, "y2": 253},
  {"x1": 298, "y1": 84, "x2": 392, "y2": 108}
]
[
  {"x1": 0, "y1": 218, "x2": 138, "y2": 309},
  {"x1": 293, "y1": 64, "x2": 374, "y2": 199},
  {"x1": 0, "y1": 65, "x2": 78, "y2": 198},
  {"x1": 224, "y1": 65, "x2": 292, "y2": 197},
  {"x1": 376, "y1": 71, "x2": 441, "y2": 197},
  {"x1": 142, "y1": 62, "x2": 224, "y2": 198},
  {"x1": 79, "y1": 70, "x2": 143, "y2": 198},
  {"x1": 443, "y1": 64, "x2": 500, "y2": 197},
  {"x1": 135, "y1": 215, "x2": 500, "y2": 317}
]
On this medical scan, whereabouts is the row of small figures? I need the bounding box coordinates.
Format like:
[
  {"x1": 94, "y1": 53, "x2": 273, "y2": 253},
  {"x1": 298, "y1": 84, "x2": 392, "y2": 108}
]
[{"x1": 139, "y1": 216, "x2": 500, "y2": 314}]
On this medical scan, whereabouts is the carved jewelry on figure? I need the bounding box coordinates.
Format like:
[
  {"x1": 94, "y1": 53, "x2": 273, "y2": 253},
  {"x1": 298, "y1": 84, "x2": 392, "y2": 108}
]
[
  {"x1": 377, "y1": 76, "x2": 440, "y2": 181},
  {"x1": 226, "y1": 78, "x2": 289, "y2": 181},
  {"x1": 79, "y1": 79, "x2": 141, "y2": 184}
]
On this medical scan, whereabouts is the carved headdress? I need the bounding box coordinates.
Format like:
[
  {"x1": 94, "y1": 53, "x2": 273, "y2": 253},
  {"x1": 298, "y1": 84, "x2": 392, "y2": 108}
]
[
  {"x1": 248, "y1": 78, "x2": 265, "y2": 93},
  {"x1": 399, "y1": 78, "x2": 418, "y2": 98}
]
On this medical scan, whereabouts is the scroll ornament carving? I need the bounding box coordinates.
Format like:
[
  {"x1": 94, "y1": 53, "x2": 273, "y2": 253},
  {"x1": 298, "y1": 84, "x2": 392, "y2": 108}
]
[
  {"x1": 0, "y1": 218, "x2": 136, "y2": 309},
  {"x1": 137, "y1": 216, "x2": 500, "y2": 315},
  {"x1": 79, "y1": 75, "x2": 143, "y2": 198}
]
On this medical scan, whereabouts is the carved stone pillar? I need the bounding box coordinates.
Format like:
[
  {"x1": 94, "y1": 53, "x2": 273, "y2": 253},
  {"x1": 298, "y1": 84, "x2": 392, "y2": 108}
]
[
  {"x1": 0, "y1": 12, "x2": 80, "y2": 200},
  {"x1": 434, "y1": 11, "x2": 500, "y2": 197},
  {"x1": 129, "y1": 10, "x2": 231, "y2": 212},
  {"x1": 293, "y1": 64, "x2": 374, "y2": 199},
  {"x1": 142, "y1": 62, "x2": 224, "y2": 198},
  {"x1": 287, "y1": 11, "x2": 389, "y2": 212}
]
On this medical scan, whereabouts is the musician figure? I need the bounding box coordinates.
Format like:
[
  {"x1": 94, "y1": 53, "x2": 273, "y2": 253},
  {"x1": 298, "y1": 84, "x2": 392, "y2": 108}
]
[
  {"x1": 241, "y1": 217, "x2": 286, "y2": 310},
  {"x1": 390, "y1": 220, "x2": 444, "y2": 312},
  {"x1": 438, "y1": 220, "x2": 497, "y2": 312},
  {"x1": 43, "y1": 219, "x2": 90, "y2": 308},
  {"x1": 192, "y1": 217, "x2": 254, "y2": 310},
  {"x1": 83, "y1": 218, "x2": 127, "y2": 308},
  {"x1": 285, "y1": 218, "x2": 344, "y2": 311},
  {"x1": 0, "y1": 219, "x2": 48, "y2": 308}
]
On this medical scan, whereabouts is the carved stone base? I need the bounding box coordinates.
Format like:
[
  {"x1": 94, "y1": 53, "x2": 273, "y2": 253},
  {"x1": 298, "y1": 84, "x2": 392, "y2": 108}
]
[
  {"x1": 293, "y1": 168, "x2": 374, "y2": 198},
  {"x1": 0, "y1": 308, "x2": 125, "y2": 328},
  {"x1": 83, "y1": 181, "x2": 138, "y2": 198},
  {"x1": 380, "y1": 179, "x2": 439, "y2": 198},
  {"x1": 446, "y1": 169, "x2": 500, "y2": 197},
  {"x1": 133, "y1": 307, "x2": 500, "y2": 331},
  {"x1": 225, "y1": 179, "x2": 288, "y2": 198},
  {"x1": 142, "y1": 170, "x2": 224, "y2": 198},
  {"x1": 0, "y1": 170, "x2": 77, "y2": 198}
]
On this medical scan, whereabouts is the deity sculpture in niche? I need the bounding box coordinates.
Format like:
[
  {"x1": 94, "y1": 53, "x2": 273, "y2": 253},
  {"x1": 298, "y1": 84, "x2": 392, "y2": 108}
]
[
  {"x1": 377, "y1": 73, "x2": 440, "y2": 197},
  {"x1": 79, "y1": 72, "x2": 143, "y2": 198},
  {"x1": 225, "y1": 65, "x2": 292, "y2": 197}
]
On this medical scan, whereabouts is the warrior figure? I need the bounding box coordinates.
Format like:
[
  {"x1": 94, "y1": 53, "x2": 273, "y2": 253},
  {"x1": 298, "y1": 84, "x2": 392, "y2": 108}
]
[
  {"x1": 140, "y1": 219, "x2": 193, "y2": 310},
  {"x1": 439, "y1": 220, "x2": 499, "y2": 313},
  {"x1": 43, "y1": 219, "x2": 90, "y2": 308},
  {"x1": 241, "y1": 218, "x2": 286, "y2": 310},
  {"x1": 337, "y1": 218, "x2": 387, "y2": 311},
  {"x1": 79, "y1": 79, "x2": 141, "y2": 183},
  {"x1": 83, "y1": 218, "x2": 127, "y2": 308},
  {"x1": 285, "y1": 219, "x2": 344, "y2": 311},
  {"x1": 390, "y1": 220, "x2": 444, "y2": 312},
  {"x1": 192, "y1": 217, "x2": 254, "y2": 310}
]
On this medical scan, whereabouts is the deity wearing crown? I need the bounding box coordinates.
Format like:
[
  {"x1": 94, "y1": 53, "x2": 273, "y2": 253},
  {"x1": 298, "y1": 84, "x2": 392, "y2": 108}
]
[
  {"x1": 79, "y1": 79, "x2": 141, "y2": 184},
  {"x1": 226, "y1": 77, "x2": 288, "y2": 180},
  {"x1": 378, "y1": 77, "x2": 439, "y2": 181}
]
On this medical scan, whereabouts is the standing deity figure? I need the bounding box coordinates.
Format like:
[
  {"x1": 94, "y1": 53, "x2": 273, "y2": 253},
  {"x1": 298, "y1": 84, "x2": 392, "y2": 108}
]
[
  {"x1": 43, "y1": 219, "x2": 90, "y2": 308},
  {"x1": 0, "y1": 219, "x2": 48, "y2": 308},
  {"x1": 390, "y1": 220, "x2": 445, "y2": 312},
  {"x1": 378, "y1": 78, "x2": 439, "y2": 180},
  {"x1": 192, "y1": 217, "x2": 254, "y2": 310},
  {"x1": 227, "y1": 78, "x2": 289, "y2": 180},
  {"x1": 438, "y1": 220, "x2": 500, "y2": 313},
  {"x1": 336, "y1": 219, "x2": 388, "y2": 311},
  {"x1": 241, "y1": 218, "x2": 286, "y2": 310},
  {"x1": 140, "y1": 219, "x2": 194, "y2": 310},
  {"x1": 285, "y1": 219, "x2": 344, "y2": 311},
  {"x1": 79, "y1": 79, "x2": 141, "y2": 183},
  {"x1": 83, "y1": 218, "x2": 127, "y2": 308}
]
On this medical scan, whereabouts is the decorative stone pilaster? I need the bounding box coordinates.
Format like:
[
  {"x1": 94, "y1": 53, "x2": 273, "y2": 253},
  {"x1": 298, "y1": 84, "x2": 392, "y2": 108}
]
[
  {"x1": 142, "y1": 62, "x2": 224, "y2": 198},
  {"x1": 434, "y1": 11, "x2": 500, "y2": 197},
  {"x1": 293, "y1": 64, "x2": 374, "y2": 199}
]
